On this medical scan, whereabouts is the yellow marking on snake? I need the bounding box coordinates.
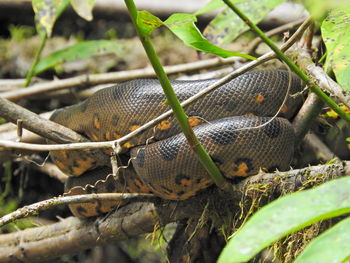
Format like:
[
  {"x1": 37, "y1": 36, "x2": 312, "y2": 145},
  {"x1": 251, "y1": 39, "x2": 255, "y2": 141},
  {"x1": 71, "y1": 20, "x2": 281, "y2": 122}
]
[
  {"x1": 281, "y1": 105, "x2": 288, "y2": 113},
  {"x1": 113, "y1": 132, "x2": 122, "y2": 139},
  {"x1": 255, "y1": 93, "x2": 265, "y2": 103},
  {"x1": 72, "y1": 166, "x2": 89, "y2": 176},
  {"x1": 123, "y1": 142, "x2": 134, "y2": 148},
  {"x1": 130, "y1": 125, "x2": 141, "y2": 132},
  {"x1": 156, "y1": 120, "x2": 171, "y2": 130},
  {"x1": 232, "y1": 162, "x2": 249, "y2": 177},
  {"x1": 90, "y1": 133, "x2": 99, "y2": 141},
  {"x1": 93, "y1": 115, "x2": 101, "y2": 129},
  {"x1": 105, "y1": 131, "x2": 111, "y2": 140},
  {"x1": 133, "y1": 179, "x2": 151, "y2": 193},
  {"x1": 180, "y1": 178, "x2": 193, "y2": 187},
  {"x1": 188, "y1": 117, "x2": 203, "y2": 127}
]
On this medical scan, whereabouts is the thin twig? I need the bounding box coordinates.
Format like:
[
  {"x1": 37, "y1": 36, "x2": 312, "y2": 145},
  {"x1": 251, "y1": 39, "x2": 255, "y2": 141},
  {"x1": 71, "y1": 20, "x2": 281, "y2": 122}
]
[
  {"x1": 32, "y1": 162, "x2": 68, "y2": 183},
  {"x1": 290, "y1": 47, "x2": 350, "y2": 108},
  {"x1": 0, "y1": 193, "x2": 156, "y2": 228},
  {"x1": 293, "y1": 92, "x2": 324, "y2": 143},
  {"x1": 1, "y1": 57, "x2": 241, "y2": 101},
  {"x1": 245, "y1": 18, "x2": 305, "y2": 54},
  {"x1": 0, "y1": 97, "x2": 86, "y2": 144},
  {"x1": 0, "y1": 18, "x2": 309, "y2": 152},
  {"x1": 303, "y1": 133, "x2": 337, "y2": 162}
]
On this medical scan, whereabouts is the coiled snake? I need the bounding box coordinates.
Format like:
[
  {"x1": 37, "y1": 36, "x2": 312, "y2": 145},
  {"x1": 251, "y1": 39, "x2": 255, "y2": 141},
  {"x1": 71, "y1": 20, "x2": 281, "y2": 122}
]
[{"x1": 50, "y1": 70, "x2": 304, "y2": 217}]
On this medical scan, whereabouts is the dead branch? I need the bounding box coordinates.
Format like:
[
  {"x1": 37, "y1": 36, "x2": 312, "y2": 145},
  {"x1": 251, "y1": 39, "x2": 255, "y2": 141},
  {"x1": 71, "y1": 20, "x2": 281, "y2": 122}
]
[
  {"x1": 0, "y1": 97, "x2": 86, "y2": 144},
  {"x1": 290, "y1": 47, "x2": 350, "y2": 108},
  {"x1": 0, "y1": 161, "x2": 348, "y2": 263},
  {"x1": 293, "y1": 92, "x2": 324, "y2": 142},
  {"x1": 245, "y1": 18, "x2": 305, "y2": 54},
  {"x1": 0, "y1": 57, "x2": 239, "y2": 101},
  {"x1": 0, "y1": 193, "x2": 156, "y2": 228}
]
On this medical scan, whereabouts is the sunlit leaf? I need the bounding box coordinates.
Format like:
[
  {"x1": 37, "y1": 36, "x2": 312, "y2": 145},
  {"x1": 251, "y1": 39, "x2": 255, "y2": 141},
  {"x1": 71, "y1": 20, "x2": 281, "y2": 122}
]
[
  {"x1": 164, "y1": 13, "x2": 255, "y2": 59},
  {"x1": 137, "y1": 10, "x2": 163, "y2": 36},
  {"x1": 302, "y1": 0, "x2": 350, "y2": 20},
  {"x1": 34, "y1": 40, "x2": 123, "y2": 74},
  {"x1": 321, "y1": 8, "x2": 350, "y2": 90},
  {"x1": 294, "y1": 216, "x2": 350, "y2": 263},
  {"x1": 32, "y1": 0, "x2": 70, "y2": 36},
  {"x1": 218, "y1": 177, "x2": 350, "y2": 263},
  {"x1": 195, "y1": 0, "x2": 245, "y2": 16},
  {"x1": 203, "y1": 0, "x2": 286, "y2": 44},
  {"x1": 70, "y1": 0, "x2": 96, "y2": 21}
]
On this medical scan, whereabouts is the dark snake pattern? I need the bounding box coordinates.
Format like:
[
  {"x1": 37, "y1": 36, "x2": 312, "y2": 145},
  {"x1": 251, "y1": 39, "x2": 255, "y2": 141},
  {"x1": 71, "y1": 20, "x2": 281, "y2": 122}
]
[{"x1": 50, "y1": 70, "x2": 304, "y2": 217}]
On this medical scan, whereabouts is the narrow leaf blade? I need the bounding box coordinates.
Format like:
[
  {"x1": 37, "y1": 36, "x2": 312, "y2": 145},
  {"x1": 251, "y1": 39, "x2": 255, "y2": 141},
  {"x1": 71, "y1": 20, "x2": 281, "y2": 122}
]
[
  {"x1": 164, "y1": 13, "x2": 255, "y2": 60},
  {"x1": 195, "y1": 0, "x2": 246, "y2": 16},
  {"x1": 218, "y1": 177, "x2": 350, "y2": 263},
  {"x1": 294, "y1": 216, "x2": 350, "y2": 263},
  {"x1": 34, "y1": 40, "x2": 123, "y2": 74}
]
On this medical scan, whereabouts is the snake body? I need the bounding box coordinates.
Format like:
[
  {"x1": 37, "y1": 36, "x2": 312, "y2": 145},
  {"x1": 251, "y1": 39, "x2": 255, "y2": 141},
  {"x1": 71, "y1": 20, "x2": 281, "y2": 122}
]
[{"x1": 50, "y1": 70, "x2": 303, "y2": 217}]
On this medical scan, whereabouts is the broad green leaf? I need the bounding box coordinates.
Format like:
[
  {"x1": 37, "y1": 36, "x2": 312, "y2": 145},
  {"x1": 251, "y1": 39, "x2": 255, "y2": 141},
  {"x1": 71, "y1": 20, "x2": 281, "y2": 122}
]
[
  {"x1": 294, "y1": 216, "x2": 350, "y2": 263},
  {"x1": 195, "y1": 0, "x2": 245, "y2": 16},
  {"x1": 70, "y1": 0, "x2": 96, "y2": 21},
  {"x1": 302, "y1": 0, "x2": 350, "y2": 20},
  {"x1": 164, "y1": 13, "x2": 255, "y2": 60},
  {"x1": 203, "y1": 0, "x2": 286, "y2": 44},
  {"x1": 195, "y1": 0, "x2": 225, "y2": 16},
  {"x1": 34, "y1": 40, "x2": 123, "y2": 74},
  {"x1": 218, "y1": 177, "x2": 350, "y2": 263},
  {"x1": 137, "y1": 10, "x2": 163, "y2": 36},
  {"x1": 32, "y1": 0, "x2": 70, "y2": 36},
  {"x1": 322, "y1": 8, "x2": 350, "y2": 90}
]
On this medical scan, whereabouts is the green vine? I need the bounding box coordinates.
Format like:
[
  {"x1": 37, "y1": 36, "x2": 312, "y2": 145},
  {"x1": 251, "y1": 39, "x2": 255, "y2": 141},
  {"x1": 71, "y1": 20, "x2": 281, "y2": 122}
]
[{"x1": 124, "y1": 0, "x2": 229, "y2": 189}]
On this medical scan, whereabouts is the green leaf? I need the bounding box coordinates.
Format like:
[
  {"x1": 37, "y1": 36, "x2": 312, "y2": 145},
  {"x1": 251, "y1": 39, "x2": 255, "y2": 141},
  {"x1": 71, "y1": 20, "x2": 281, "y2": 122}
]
[
  {"x1": 218, "y1": 177, "x2": 350, "y2": 263},
  {"x1": 137, "y1": 10, "x2": 163, "y2": 36},
  {"x1": 203, "y1": 0, "x2": 286, "y2": 44},
  {"x1": 195, "y1": 0, "x2": 245, "y2": 16},
  {"x1": 164, "y1": 13, "x2": 255, "y2": 60},
  {"x1": 302, "y1": 0, "x2": 350, "y2": 20},
  {"x1": 321, "y1": 8, "x2": 350, "y2": 90},
  {"x1": 195, "y1": 0, "x2": 225, "y2": 16},
  {"x1": 294, "y1": 216, "x2": 350, "y2": 263},
  {"x1": 70, "y1": 0, "x2": 96, "y2": 21},
  {"x1": 32, "y1": 0, "x2": 70, "y2": 36},
  {"x1": 34, "y1": 40, "x2": 123, "y2": 74}
]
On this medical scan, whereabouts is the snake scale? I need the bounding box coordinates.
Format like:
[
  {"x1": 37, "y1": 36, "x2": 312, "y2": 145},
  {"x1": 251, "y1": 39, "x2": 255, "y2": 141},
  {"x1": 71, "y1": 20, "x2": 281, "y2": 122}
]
[{"x1": 50, "y1": 70, "x2": 304, "y2": 217}]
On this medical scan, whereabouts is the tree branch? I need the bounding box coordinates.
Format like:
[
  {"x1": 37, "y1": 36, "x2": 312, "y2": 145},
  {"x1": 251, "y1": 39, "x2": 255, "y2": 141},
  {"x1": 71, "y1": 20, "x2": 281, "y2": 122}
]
[{"x1": 0, "y1": 193, "x2": 156, "y2": 228}]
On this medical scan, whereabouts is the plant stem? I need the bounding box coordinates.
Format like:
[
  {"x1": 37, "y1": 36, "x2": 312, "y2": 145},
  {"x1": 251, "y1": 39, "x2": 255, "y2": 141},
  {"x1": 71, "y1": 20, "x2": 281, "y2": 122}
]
[
  {"x1": 24, "y1": 33, "x2": 47, "y2": 87},
  {"x1": 124, "y1": 0, "x2": 228, "y2": 189},
  {"x1": 222, "y1": 0, "x2": 350, "y2": 124}
]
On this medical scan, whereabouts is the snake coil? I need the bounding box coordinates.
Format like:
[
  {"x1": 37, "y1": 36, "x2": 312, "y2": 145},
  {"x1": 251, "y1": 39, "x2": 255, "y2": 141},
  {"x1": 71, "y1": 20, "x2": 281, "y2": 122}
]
[{"x1": 50, "y1": 70, "x2": 303, "y2": 217}]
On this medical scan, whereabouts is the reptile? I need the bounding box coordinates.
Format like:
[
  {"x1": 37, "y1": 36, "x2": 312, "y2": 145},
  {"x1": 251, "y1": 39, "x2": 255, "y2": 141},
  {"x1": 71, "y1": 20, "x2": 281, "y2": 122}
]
[{"x1": 50, "y1": 70, "x2": 304, "y2": 218}]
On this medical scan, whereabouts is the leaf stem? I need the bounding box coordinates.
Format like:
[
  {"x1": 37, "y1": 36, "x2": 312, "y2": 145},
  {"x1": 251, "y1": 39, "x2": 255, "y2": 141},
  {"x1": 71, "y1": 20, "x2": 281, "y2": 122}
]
[
  {"x1": 124, "y1": 0, "x2": 228, "y2": 189},
  {"x1": 222, "y1": 0, "x2": 350, "y2": 124},
  {"x1": 24, "y1": 33, "x2": 47, "y2": 87}
]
